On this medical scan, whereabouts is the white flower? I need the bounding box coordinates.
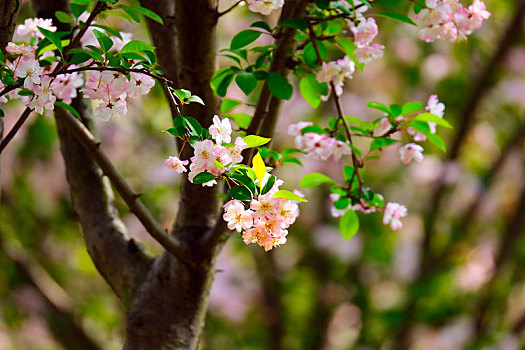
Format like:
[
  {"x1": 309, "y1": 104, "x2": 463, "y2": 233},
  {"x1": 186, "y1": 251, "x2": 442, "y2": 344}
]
[
  {"x1": 29, "y1": 75, "x2": 55, "y2": 114},
  {"x1": 95, "y1": 100, "x2": 127, "y2": 122},
  {"x1": 383, "y1": 202, "x2": 407, "y2": 230},
  {"x1": 227, "y1": 137, "x2": 247, "y2": 164},
  {"x1": 191, "y1": 139, "x2": 217, "y2": 169},
  {"x1": 127, "y1": 72, "x2": 155, "y2": 98},
  {"x1": 15, "y1": 18, "x2": 56, "y2": 41},
  {"x1": 209, "y1": 115, "x2": 232, "y2": 145},
  {"x1": 247, "y1": 0, "x2": 284, "y2": 15},
  {"x1": 223, "y1": 200, "x2": 254, "y2": 232},
  {"x1": 164, "y1": 156, "x2": 189, "y2": 173},
  {"x1": 399, "y1": 143, "x2": 424, "y2": 164},
  {"x1": 16, "y1": 58, "x2": 43, "y2": 89}
]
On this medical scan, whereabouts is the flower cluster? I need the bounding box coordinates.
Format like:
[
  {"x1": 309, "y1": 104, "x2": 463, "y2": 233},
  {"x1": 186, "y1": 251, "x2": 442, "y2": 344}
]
[
  {"x1": 350, "y1": 17, "x2": 385, "y2": 64},
  {"x1": 224, "y1": 184, "x2": 300, "y2": 251},
  {"x1": 288, "y1": 122, "x2": 352, "y2": 161},
  {"x1": 382, "y1": 202, "x2": 408, "y2": 230},
  {"x1": 82, "y1": 70, "x2": 155, "y2": 121},
  {"x1": 417, "y1": 0, "x2": 491, "y2": 42},
  {"x1": 247, "y1": 0, "x2": 284, "y2": 15},
  {"x1": 316, "y1": 56, "x2": 355, "y2": 99},
  {"x1": 3, "y1": 20, "x2": 84, "y2": 114}
]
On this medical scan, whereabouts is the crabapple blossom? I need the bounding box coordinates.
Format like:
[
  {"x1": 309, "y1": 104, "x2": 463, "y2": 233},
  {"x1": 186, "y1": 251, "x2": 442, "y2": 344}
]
[
  {"x1": 127, "y1": 72, "x2": 156, "y2": 98},
  {"x1": 191, "y1": 139, "x2": 217, "y2": 169},
  {"x1": 354, "y1": 43, "x2": 385, "y2": 64},
  {"x1": 383, "y1": 202, "x2": 407, "y2": 230},
  {"x1": 223, "y1": 200, "x2": 254, "y2": 232},
  {"x1": 247, "y1": 0, "x2": 284, "y2": 15},
  {"x1": 317, "y1": 56, "x2": 355, "y2": 99},
  {"x1": 52, "y1": 70, "x2": 84, "y2": 104},
  {"x1": 288, "y1": 123, "x2": 351, "y2": 161},
  {"x1": 164, "y1": 156, "x2": 189, "y2": 173},
  {"x1": 95, "y1": 99, "x2": 127, "y2": 122},
  {"x1": 14, "y1": 18, "x2": 56, "y2": 41},
  {"x1": 351, "y1": 17, "x2": 379, "y2": 47},
  {"x1": 399, "y1": 143, "x2": 424, "y2": 164},
  {"x1": 250, "y1": 193, "x2": 281, "y2": 219},
  {"x1": 5, "y1": 42, "x2": 37, "y2": 57},
  {"x1": 227, "y1": 137, "x2": 247, "y2": 164},
  {"x1": 209, "y1": 115, "x2": 232, "y2": 145},
  {"x1": 29, "y1": 75, "x2": 56, "y2": 114},
  {"x1": 16, "y1": 58, "x2": 43, "y2": 89},
  {"x1": 374, "y1": 118, "x2": 393, "y2": 136}
]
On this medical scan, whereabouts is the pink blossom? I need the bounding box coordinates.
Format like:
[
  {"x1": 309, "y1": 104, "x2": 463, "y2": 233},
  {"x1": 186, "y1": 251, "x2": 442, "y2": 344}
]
[
  {"x1": 95, "y1": 99, "x2": 127, "y2": 122},
  {"x1": 15, "y1": 18, "x2": 56, "y2": 41},
  {"x1": 275, "y1": 199, "x2": 299, "y2": 226},
  {"x1": 247, "y1": 0, "x2": 284, "y2": 15},
  {"x1": 383, "y1": 202, "x2": 407, "y2": 230},
  {"x1": 287, "y1": 121, "x2": 313, "y2": 137},
  {"x1": 223, "y1": 200, "x2": 254, "y2": 232},
  {"x1": 209, "y1": 115, "x2": 232, "y2": 145},
  {"x1": 317, "y1": 56, "x2": 354, "y2": 99},
  {"x1": 112, "y1": 32, "x2": 133, "y2": 52},
  {"x1": 211, "y1": 144, "x2": 232, "y2": 175},
  {"x1": 227, "y1": 137, "x2": 247, "y2": 164},
  {"x1": 102, "y1": 72, "x2": 129, "y2": 100},
  {"x1": 81, "y1": 72, "x2": 109, "y2": 101},
  {"x1": 425, "y1": 94, "x2": 445, "y2": 133},
  {"x1": 250, "y1": 193, "x2": 280, "y2": 219},
  {"x1": 399, "y1": 143, "x2": 424, "y2": 164},
  {"x1": 191, "y1": 140, "x2": 216, "y2": 169},
  {"x1": 52, "y1": 70, "x2": 84, "y2": 104},
  {"x1": 351, "y1": 17, "x2": 379, "y2": 47},
  {"x1": 127, "y1": 72, "x2": 155, "y2": 98},
  {"x1": 354, "y1": 43, "x2": 385, "y2": 64},
  {"x1": 29, "y1": 75, "x2": 55, "y2": 114},
  {"x1": 5, "y1": 43, "x2": 37, "y2": 57},
  {"x1": 164, "y1": 156, "x2": 189, "y2": 173},
  {"x1": 16, "y1": 58, "x2": 43, "y2": 89}
]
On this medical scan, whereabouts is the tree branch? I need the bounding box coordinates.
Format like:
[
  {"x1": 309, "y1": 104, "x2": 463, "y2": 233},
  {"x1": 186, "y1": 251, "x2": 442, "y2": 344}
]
[{"x1": 55, "y1": 107, "x2": 190, "y2": 263}]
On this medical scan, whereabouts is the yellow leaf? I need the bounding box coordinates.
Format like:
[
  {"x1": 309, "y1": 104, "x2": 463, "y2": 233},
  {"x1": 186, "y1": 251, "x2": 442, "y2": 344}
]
[{"x1": 252, "y1": 152, "x2": 266, "y2": 189}]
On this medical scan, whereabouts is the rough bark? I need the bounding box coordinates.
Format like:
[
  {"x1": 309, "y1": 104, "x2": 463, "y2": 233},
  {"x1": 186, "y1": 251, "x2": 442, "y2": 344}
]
[
  {"x1": 0, "y1": 0, "x2": 20, "y2": 200},
  {"x1": 125, "y1": 1, "x2": 222, "y2": 348}
]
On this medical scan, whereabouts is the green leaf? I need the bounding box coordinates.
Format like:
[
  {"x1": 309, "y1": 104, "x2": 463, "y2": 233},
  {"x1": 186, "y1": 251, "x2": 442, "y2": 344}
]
[
  {"x1": 55, "y1": 11, "x2": 74, "y2": 23},
  {"x1": 251, "y1": 21, "x2": 273, "y2": 32},
  {"x1": 226, "y1": 113, "x2": 252, "y2": 129},
  {"x1": 413, "y1": 113, "x2": 453, "y2": 128},
  {"x1": 231, "y1": 30, "x2": 262, "y2": 50},
  {"x1": 211, "y1": 67, "x2": 235, "y2": 97},
  {"x1": 243, "y1": 135, "x2": 271, "y2": 148},
  {"x1": 402, "y1": 101, "x2": 424, "y2": 115},
  {"x1": 303, "y1": 41, "x2": 326, "y2": 64},
  {"x1": 131, "y1": 5, "x2": 164, "y2": 24},
  {"x1": 228, "y1": 186, "x2": 252, "y2": 201},
  {"x1": 369, "y1": 137, "x2": 398, "y2": 151},
  {"x1": 184, "y1": 117, "x2": 203, "y2": 137},
  {"x1": 252, "y1": 152, "x2": 266, "y2": 189},
  {"x1": 193, "y1": 171, "x2": 216, "y2": 184},
  {"x1": 261, "y1": 174, "x2": 276, "y2": 195},
  {"x1": 279, "y1": 18, "x2": 308, "y2": 31},
  {"x1": 343, "y1": 165, "x2": 354, "y2": 182},
  {"x1": 70, "y1": 3, "x2": 88, "y2": 18},
  {"x1": 228, "y1": 173, "x2": 256, "y2": 194},
  {"x1": 374, "y1": 13, "x2": 416, "y2": 26},
  {"x1": 121, "y1": 40, "x2": 155, "y2": 53},
  {"x1": 93, "y1": 29, "x2": 113, "y2": 52},
  {"x1": 273, "y1": 190, "x2": 307, "y2": 202},
  {"x1": 55, "y1": 101, "x2": 82, "y2": 120},
  {"x1": 282, "y1": 157, "x2": 302, "y2": 165},
  {"x1": 339, "y1": 209, "x2": 359, "y2": 240},
  {"x1": 301, "y1": 125, "x2": 327, "y2": 134},
  {"x1": 69, "y1": 52, "x2": 91, "y2": 65},
  {"x1": 267, "y1": 72, "x2": 292, "y2": 100},
  {"x1": 38, "y1": 27, "x2": 63, "y2": 54},
  {"x1": 300, "y1": 173, "x2": 337, "y2": 187},
  {"x1": 367, "y1": 101, "x2": 391, "y2": 115},
  {"x1": 334, "y1": 197, "x2": 350, "y2": 210},
  {"x1": 390, "y1": 104, "x2": 402, "y2": 117},
  {"x1": 235, "y1": 72, "x2": 257, "y2": 95},
  {"x1": 187, "y1": 95, "x2": 205, "y2": 105},
  {"x1": 221, "y1": 98, "x2": 242, "y2": 113},
  {"x1": 334, "y1": 36, "x2": 365, "y2": 72},
  {"x1": 427, "y1": 133, "x2": 447, "y2": 152},
  {"x1": 299, "y1": 74, "x2": 327, "y2": 108}
]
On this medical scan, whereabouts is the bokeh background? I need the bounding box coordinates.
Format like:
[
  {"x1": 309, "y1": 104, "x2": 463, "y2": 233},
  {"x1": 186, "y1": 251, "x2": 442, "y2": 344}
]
[{"x1": 1, "y1": 0, "x2": 524, "y2": 349}]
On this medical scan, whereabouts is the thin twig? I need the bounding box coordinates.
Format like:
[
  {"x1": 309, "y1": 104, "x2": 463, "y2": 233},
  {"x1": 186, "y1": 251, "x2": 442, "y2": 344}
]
[
  {"x1": 217, "y1": 0, "x2": 243, "y2": 17},
  {"x1": 0, "y1": 107, "x2": 31, "y2": 154},
  {"x1": 55, "y1": 107, "x2": 189, "y2": 263}
]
